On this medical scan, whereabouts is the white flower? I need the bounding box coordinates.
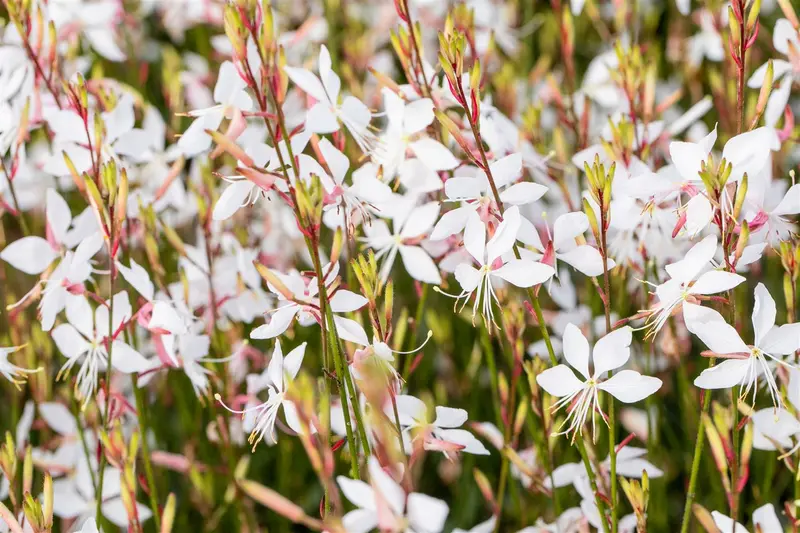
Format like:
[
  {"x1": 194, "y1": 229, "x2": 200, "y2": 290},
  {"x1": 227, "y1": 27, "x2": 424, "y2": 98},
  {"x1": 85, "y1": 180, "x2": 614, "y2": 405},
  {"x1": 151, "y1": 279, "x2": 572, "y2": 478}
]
[
  {"x1": 442, "y1": 206, "x2": 554, "y2": 325},
  {"x1": 711, "y1": 503, "x2": 781, "y2": 533},
  {"x1": 748, "y1": 19, "x2": 800, "y2": 128},
  {"x1": 518, "y1": 211, "x2": 616, "y2": 277},
  {"x1": 643, "y1": 235, "x2": 745, "y2": 337},
  {"x1": 219, "y1": 341, "x2": 307, "y2": 448},
  {"x1": 250, "y1": 262, "x2": 368, "y2": 344},
  {"x1": 284, "y1": 45, "x2": 376, "y2": 153},
  {"x1": 178, "y1": 60, "x2": 253, "y2": 157},
  {"x1": 52, "y1": 458, "x2": 152, "y2": 529},
  {"x1": 363, "y1": 201, "x2": 442, "y2": 285},
  {"x1": 430, "y1": 153, "x2": 547, "y2": 241},
  {"x1": 391, "y1": 394, "x2": 489, "y2": 457},
  {"x1": 0, "y1": 346, "x2": 39, "y2": 387},
  {"x1": 337, "y1": 457, "x2": 449, "y2": 533},
  {"x1": 52, "y1": 292, "x2": 150, "y2": 406},
  {"x1": 536, "y1": 324, "x2": 662, "y2": 441},
  {"x1": 691, "y1": 283, "x2": 800, "y2": 407}
]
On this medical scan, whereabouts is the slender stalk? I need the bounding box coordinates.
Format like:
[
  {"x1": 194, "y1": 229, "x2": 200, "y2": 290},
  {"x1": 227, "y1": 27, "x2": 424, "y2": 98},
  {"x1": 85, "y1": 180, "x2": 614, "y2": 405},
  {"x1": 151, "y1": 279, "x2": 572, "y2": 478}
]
[
  {"x1": 96, "y1": 264, "x2": 115, "y2": 524},
  {"x1": 680, "y1": 376, "x2": 715, "y2": 533},
  {"x1": 577, "y1": 439, "x2": 611, "y2": 533},
  {"x1": 600, "y1": 212, "x2": 617, "y2": 533},
  {"x1": 132, "y1": 375, "x2": 161, "y2": 530}
]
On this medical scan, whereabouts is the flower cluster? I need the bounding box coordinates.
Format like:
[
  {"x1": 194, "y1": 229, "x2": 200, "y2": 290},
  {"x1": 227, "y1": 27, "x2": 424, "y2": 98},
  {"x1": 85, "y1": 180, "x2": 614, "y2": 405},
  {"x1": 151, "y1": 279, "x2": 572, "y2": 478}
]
[{"x1": 0, "y1": 0, "x2": 799, "y2": 532}]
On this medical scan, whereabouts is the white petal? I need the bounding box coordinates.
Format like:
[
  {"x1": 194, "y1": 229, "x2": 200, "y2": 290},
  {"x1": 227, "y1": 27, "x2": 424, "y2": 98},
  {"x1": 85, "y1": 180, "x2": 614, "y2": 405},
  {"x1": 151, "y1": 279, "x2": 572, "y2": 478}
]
[
  {"x1": 430, "y1": 207, "x2": 471, "y2": 241},
  {"x1": 563, "y1": 323, "x2": 591, "y2": 379},
  {"x1": 330, "y1": 290, "x2": 368, "y2": 313},
  {"x1": 337, "y1": 476, "x2": 376, "y2": 511},
  {"x1": 283, "y1": 66, "x2": 328, "y2": 103},
  {"x1": 433, "y1": 406, "x2": 467, "y2": 428},
  {"x1": 463, "y1": 212, "x2": 486, "y2": 264},
  {"x1": 592, "y1": 326, "x2": 633, "y2": 377},
  {"x1": 553, "y1": 212, "x2": 589, "y2": 250},
  {"x1": 489, "y1": 153, "x2": 522, "y2": 188},
  {"x1": 0, "y1": 236, "x2": 58, "y2": 274},
  {"x1": 367, "y1": 457, "x2": 405, "y2": 516},
  {"x1": 752, "y1": 283, "x2": 776, "y2": 346},
  {"x1": 399, "y1": 245, "x2": 441, "y2": 284},
  {"x1": 110, "y1": 341, "x2": 150, "y2": 374},
  {"x1": 305, "y1": 102, "x2": 340, "y2": 134},
  {"x1": 334, "y1": 316, "x2": 370, "y2": 346},
  {"x1": 689, "y1": 271, "x2": 746, "y2": 295},
  {"x1": 773, "y1": 184, "x2": 800, "y2": 216},
  {"x1": 213, "y1": 181, "x2": 254, "y2": 221},
  {"x1": 400, "y1": 202, "x2": 440, "y2": 238},
  {"x1": 694, "y1": 359, "x2": 750, "y2": 389},
  {"x1": 403, "y1": 99, "x2": 434, "y2": 135},
  {"x1": 664, "y1": 234, "x2": 717, "y2": 283},
  {"x1": 486, "y1": 206, "x2": 520, "y2": 263},
  {"x1": 536, "y1": 365, "x2": 584, "y2": 397},
  {"x1": 598, "y1": 371, "x2": 662, "y2": 403},
  {"x1": 558, "y1": 246, "x2": 609, "y2": 277},
  {"x1": 454, "y1": 263, "x2": 481, "y2": 292},
  {"x1": 52, "y1": 324, "x2": 90, "y2": 360},
  {"x1": 669, "y1": 138, "x2": 711, "y2": 182},
  {"x1": 499, "y1": 182, "x2": 548, "y2": 205},
  {"x1": 116, "y1": 259, "x2": 155, "y2": 302},
  {"x1": 492, "y1": 260, "x2": 554, "y2": 287},
  {"x1": 38, "y1": 402, "x2": 77, "y2": 435},
  {"x1": 407, "y1": 493, "x2": 449, "y2": 533},
  {"x1": 409, "y1": 139, "x2": 459, "y2": 171},
  {"x1": 691, "y1": 318, "x2": 750, "y2": 354},
  {"x1": 46, "y1": 189, "x2": 72, "y2": 245}
]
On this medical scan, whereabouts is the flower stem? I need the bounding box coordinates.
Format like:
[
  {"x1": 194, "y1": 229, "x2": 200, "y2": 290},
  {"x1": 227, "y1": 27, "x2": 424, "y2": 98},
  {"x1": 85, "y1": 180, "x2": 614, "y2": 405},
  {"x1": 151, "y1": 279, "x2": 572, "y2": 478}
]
[
  {"x1": 680, "y1": 374, "x2": 715, "y2": 533},
  {"x1": 577, "y1": 438, "x2": 611, "y2": 533},
  {"x1": 132, "y1": 375, "x2": 161, "y2": 530}
]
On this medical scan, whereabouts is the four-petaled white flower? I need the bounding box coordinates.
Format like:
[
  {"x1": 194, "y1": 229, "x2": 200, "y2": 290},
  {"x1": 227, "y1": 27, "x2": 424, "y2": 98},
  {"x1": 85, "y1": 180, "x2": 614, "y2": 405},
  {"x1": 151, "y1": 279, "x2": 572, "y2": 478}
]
[
  {"x1": 444, "y1": 206, "x2": 554, "y2": 325},
  {"x1": 537, "y1": 324, "x2": 662, "y2": 441},
  {"x1": 337, "y1": 457, "x2": 449, "y2": 533},
  {"x1": 691, "y1": 283, "x2": 800, "y2": 408}
]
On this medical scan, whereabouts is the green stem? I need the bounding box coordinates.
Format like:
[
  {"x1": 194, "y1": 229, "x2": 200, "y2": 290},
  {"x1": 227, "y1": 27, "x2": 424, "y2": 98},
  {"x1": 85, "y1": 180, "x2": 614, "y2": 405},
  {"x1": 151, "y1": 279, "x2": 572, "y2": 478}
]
[
  {"x1": 132, "y1": 375, "x2": 161, "y2": 530},
  {"x1": 680, "y1": 371, "x2": 715, "y2": 533},
  {"x1": 577, "y1": 439, "x2": 611, "y2": 533}
]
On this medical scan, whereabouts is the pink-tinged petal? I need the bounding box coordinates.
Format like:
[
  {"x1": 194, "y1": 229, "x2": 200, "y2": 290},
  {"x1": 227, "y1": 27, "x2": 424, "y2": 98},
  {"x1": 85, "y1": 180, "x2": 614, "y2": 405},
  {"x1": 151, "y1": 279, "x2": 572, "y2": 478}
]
[
  {"x1": 694, "y1": 359, "x2": 750, "y2": 389},
  {"x1": 598, "y1": 371, "x2": 662, "y2": 403},
  {"x1": 367, "y1": 457, "x2": 405, "y2": 516},
  {"x1": 562, "y1": 323, "x2": 591, "y2": 379},
  {"x1": 463, "y1": 213, "x2": 486, "y2": 264},
  {"x1": 592, "y1": 326, "x2": 633, "y2": 377},
  {"x1": 536, "y1": 364, "x2": 584, "y2": 397},
  {"x1": 0, "y1": 236, "x2": 58, "y2": 275},
  {"x1": 689, "y1": 271, "x2": 746, "y2": 295},
  {"x1": 492, "y1": 260, "x2": 554, "y2": 288},
  {"x1": 752, "y1": 283, "x2": 777, "y2": 346},
  {"x1": 487, "y1": 206, "x2": 520, "y2": 263}
]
